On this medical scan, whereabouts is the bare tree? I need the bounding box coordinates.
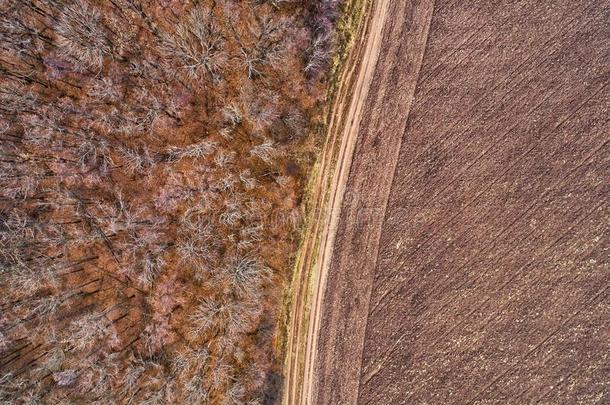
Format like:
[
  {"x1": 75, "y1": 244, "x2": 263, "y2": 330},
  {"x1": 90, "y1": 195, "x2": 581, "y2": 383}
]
[
  {"x1": 161, "y1": 7, "x2": 227, "y2": 83},
  {"x1": 55, "y1": 0, "x2": 113, "y2": 71},
  {"x1": 250, "y1": 139, "x2": 277, "y2": 164},
  {"x1": 231, "y1": 15, "x2": 286, "y2": 79},
  {"x1": 53, "y1": 369, "x2": 77, "y2": 387},
  {"x1": 224, "y1": 254, "x2": 271, "y2": 297},
  {"x1": 167, "y1": 140, "x2": 218, "y2": 161}
]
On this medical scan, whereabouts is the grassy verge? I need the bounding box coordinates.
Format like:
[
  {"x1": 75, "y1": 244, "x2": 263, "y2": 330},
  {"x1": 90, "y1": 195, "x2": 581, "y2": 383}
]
[{"x1": 327, "y1": 0, "x2": 370, "y2": 109}]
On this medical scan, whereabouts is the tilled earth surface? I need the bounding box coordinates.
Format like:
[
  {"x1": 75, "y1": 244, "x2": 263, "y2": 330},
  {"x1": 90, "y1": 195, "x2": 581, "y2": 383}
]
[{"x1": 316, "y1": 1, "x2": 610, "y2": 404}]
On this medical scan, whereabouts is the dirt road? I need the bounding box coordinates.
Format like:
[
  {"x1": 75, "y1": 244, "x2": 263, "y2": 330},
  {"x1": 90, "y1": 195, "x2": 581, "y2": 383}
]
[
  {"x1": 286, "y1": 0, "x2": 609, "y2": 404},
  {"x1": 281, "y1": 0, "x2": 391, "y2": 403}
]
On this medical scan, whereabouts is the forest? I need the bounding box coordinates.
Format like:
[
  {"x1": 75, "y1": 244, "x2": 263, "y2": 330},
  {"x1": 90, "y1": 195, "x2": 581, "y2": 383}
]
[{"x1": 0, "y1": 0, "x2": 341, "y2": 402}]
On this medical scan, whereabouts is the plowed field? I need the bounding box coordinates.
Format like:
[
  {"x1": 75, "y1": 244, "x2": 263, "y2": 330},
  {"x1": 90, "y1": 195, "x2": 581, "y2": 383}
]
[{"x1": 313, "y1": 1, "x2": 609, "y2": 403}]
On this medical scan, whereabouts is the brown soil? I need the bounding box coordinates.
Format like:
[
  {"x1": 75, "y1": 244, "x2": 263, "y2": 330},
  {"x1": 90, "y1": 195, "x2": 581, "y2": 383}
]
[{"x1": 312, "y1": 1, "x2": 610, "y2": 404}]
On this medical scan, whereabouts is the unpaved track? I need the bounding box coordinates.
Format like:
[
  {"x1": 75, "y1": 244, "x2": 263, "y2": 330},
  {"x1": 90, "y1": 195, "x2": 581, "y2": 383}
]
[
  {"x1": 288, "y1": 0, "x2": 610, "y2": 404},
  {"x1": 282, "y1": 0, "x2": 391, "y2": 403},
  {"x1": 283, "y1": 0, "x2": 437, "y2": 402},
  {"x1": 313, "y1": 0, "x2": 436, "y2": 403}
]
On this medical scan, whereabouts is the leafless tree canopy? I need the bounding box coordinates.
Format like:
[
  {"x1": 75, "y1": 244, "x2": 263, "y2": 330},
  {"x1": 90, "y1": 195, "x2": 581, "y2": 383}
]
[{"x1": 0, "y1": 0, "x2": 340, "y2": 402}]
